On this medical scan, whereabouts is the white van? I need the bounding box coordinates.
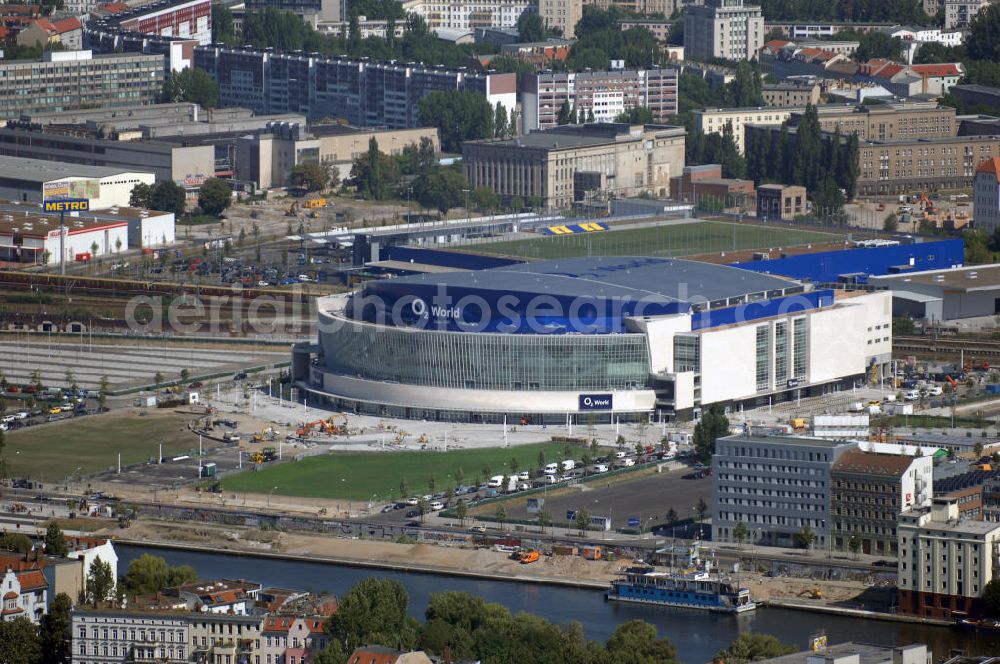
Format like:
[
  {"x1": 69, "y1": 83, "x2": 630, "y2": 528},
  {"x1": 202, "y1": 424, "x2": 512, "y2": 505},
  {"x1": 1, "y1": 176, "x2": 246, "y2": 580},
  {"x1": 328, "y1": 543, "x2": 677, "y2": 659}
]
[
  {"x1": 487, "y1": 475, "x2": 506, "y2": 488},
  {"x1": 926, "y1": 385, "x2": 943, "y2": 397},
  {"x1": 904, "y1": 390, "x2": 920, "y2": 401},
  {"x1": 614, "y1": 450, "x2": 627, "y2": 459},
  {"x1": 561, "y1": 459, "x2": 576, "y2": 471},
  {"x1": 518, "y1": 471, "x2": 530, "y2": 481},
  {"x1": 544, "y1": 463, "x2": 560, "y2": 475},
  {"x1": 593, "y1": 463, "x2": 609, "y2": 473}
]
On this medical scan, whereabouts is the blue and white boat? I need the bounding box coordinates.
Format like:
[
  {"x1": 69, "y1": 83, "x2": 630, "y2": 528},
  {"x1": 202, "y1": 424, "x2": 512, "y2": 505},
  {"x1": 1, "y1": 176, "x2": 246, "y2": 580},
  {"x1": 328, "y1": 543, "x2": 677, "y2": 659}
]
[{"x1": 605, "y1": 542, "x2": 756, "y2": 613}]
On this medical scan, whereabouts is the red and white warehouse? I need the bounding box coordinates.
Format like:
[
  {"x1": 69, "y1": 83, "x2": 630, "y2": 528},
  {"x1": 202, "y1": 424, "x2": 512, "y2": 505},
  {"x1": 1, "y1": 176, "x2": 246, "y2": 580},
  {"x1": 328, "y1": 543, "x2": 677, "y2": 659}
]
[{"x1": 117, "y1": 0, "x2": 211, "y2": 46}]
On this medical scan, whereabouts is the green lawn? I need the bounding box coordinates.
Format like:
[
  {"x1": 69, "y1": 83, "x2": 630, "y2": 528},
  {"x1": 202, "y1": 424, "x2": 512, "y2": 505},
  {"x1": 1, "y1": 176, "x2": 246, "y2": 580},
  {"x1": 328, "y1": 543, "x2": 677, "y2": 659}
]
[
  {"x1": 467, "y1": 221, "x2": 840, "y2": 260},
  {"x1": 221, "y1": 442, "x2": 577, "y2": 500},
  {"x1": 6, "y1": 412, "x2": 200, "y2": 481}
]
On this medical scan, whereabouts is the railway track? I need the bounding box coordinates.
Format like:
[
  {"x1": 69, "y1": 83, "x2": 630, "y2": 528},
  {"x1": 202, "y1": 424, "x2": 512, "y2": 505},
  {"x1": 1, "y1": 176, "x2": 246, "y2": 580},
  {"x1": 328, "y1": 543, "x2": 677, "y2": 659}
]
[{"x1": 894, "y1": 335, "x2": 1000, "y2": 358}]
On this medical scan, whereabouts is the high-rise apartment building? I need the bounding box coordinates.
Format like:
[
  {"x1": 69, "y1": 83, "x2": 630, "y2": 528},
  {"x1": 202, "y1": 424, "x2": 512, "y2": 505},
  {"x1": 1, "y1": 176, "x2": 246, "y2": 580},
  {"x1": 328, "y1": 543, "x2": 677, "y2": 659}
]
[
  {"x1": 684, "y1": 0, "x2": 764, "y2": 62},
  {"x1": 538, "y1": 0, "x2": 582, "y2": 38},
  {"x1": 193, "y1": 46, "x2": 517, "y2": 129},
  {"x1": 521, "y1": 69, "x2": 679, "y2": 132},
  {"x1": 0, "y1": 50, "x2": 164, "y2": 120},
  {"x1": 974, "y1": 157, "x2": 1000, "y2": 235}
]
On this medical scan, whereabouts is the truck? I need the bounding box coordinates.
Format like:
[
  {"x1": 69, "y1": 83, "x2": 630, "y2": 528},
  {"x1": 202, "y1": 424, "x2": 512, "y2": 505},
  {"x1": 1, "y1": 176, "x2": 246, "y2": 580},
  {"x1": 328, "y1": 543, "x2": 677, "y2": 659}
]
[{"x1": 560, "y1": 459, "x2": 576, "y2": 471}]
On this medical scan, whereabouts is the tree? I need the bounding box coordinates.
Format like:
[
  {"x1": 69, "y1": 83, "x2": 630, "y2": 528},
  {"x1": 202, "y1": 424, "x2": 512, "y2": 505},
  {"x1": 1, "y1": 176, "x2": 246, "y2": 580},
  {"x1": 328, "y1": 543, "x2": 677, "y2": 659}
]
[
  {"x1": 417, "y1": 91, "x2": 494, "y2": 153},
  {"x1": 605, "y1": 620, "x2": 679, "y2": 664},
  {"x1": 724, "y1": 60, "x2": 763, "y2": 107},
  {"x1": 557, "y1": 100, "x2": 573, "y2": 125},
  {"x1": 326, "y1": 578, "x2": 417, "y2": 652},
  {"x1": 966, "y1": 3, "x2": 1000, "y2": 63},
  {"x1": 537, "y1": 509, "x2": 550, "y2": 532},
  {"x1": 97, "y1": 375, "x2": 109, "y2": 410},
  {"x1": 472, "y1": 186, "x2": 499, "y2": 211},
  {"x1": 615, "y1": 106, "x2": 655, "y2": 124},
  {"x1": 693, "y1": 405, "x2": 729, "y2": 463},
  {"x1": 495, "y1": 505, "x2": 507, "y2": 529},
  {"x1": 984, "y1": 578, "x2": 1000, "y2": 618},
  {"x1": 455, "y1": 500, "x2": 468, "y2": 526},
  {"x1": 517, "y1": 12, "x2": 546, "y2": 42},
  {"x1": 665, "y1": 507, "x2": 678, "y2": 524},
  {"x1": 733, "y1": 521, "x2": 748, "y2": 546},
  {"x1": 695, "y1": 498, "x2": 707, "y2": 521},
  {"x1": 0, "y1": 616, "x2": 40, "y2": 664},
  {"x1": 400, "y1": 478, "x2": 409, "y2": 498},
  {"x1": 797, "y1": 525, "x2": 816, "y2": 549},
  {"x1": 121, "y1": 554, "x2": 194, "y2": 596},
  {"x1": 883, "y1": 212, "x2": 899, "y2": 232},
  {"x1": 162, "y1": 68, "x2": 219, "y2": 108},
  {"x1": 493, "y1": 102, "x2": 509, "y2": 139},
  {"x1": 132, "y1": 181, "x2": 186, "y2": 216},
  {"x1": 44, "y1": 523, "x2": 67, "y2": 557},
  {"x1": 0, "y1": 533, "x2": 32, "y2": 554},
  {"x1": 198, "y1": 178, "x2": 232, "y2": 216},
  {"x1": 86, "y1": 558, "x2": 115, "y2": 606},
  {"x1": 417, "y1": 497, "x2": 429, "y2": 523},
  {"x1": 848, "y1": 531, "x2": 862, "y2": 559},
  {"x1": 536, "y1": 451, "x2": 545, "y2": 470},
  {"x1": 40, "y1": 592, "x2": 71, "y2": 664},
  {"x1": 153, "y1": 372, "x2": 163, "y2": 389},
  {"x1": 716, "y1": 633, "x2": 796, "y2": 661},
  {"x1": 574, "y1": 508, "x2": 589, "y2": 534},
  {"x1": 351, "y1": 139, "x2": 400, "y2": 200},
  {"x1": 412, "y1": 166, "x2": 468, "y2": 215},
  {"x1": 290, "y1": 163, "x2": 332, "y2": 193},
  {"x1": 211, "y1": 3, "x2": 236, "y2": 44}
]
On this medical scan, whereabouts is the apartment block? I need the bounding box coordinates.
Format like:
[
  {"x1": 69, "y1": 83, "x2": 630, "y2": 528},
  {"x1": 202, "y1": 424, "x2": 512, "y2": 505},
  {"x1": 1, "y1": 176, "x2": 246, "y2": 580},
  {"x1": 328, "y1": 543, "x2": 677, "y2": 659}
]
[
  {"x1": 762, "y1": 82, "x2": 820, "y2": 108},
  {"x1": 0, "y1": 50, "x2": 164, "y2": 121},
  {"x1": 193, "y1": 46, "x2": 517, "y2": 129},
  {"x1": 73, "y1": 612, "x2": 191, "y2": 664},
  {"x1": 463, "y1": 123, "x2": 685, "y2": 210},
  {"x1": 944, "y1": 0, "x2": 989, "y2": 29},
  {"x1": 684, "y1": 0, "x2": 764, "y2": 62},
  {"x1": 897, "y1": 498, "x2": 1000, "y2": 619},
  {"x1": 401, "y1": 0, "x2": 531, "y2": 30},
  {"x1": 830, "y1": 450, "x2": 933, "y2": 556},
  {"x1": 974, "y1": 157, "x2": 1000, "y2": 235},
  {"x1": 538, "y1": 0, "x2": 581, "y2": 38},
  {"x1": 712, "y1": 435, "x2": 859, "y2": 549},
  {"x1": 246, "y1": 0, "x2": 343, "y2": 22},
  {"x1": 521, "y1": 69, "x2": 678, "y2": 132},
  {"x1": 692, "y1": 106, "x2": 796, "y2": 154},
  {"x1": 793, "y1": 102, "x2": 958, "y2": 142}
]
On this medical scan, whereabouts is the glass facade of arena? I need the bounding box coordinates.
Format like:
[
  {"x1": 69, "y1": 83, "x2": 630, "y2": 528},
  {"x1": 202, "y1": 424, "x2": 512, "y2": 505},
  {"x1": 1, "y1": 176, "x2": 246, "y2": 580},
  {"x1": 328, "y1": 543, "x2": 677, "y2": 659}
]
[{"x1": 320, "y1": 318, "x2": 651, "y2": 391}]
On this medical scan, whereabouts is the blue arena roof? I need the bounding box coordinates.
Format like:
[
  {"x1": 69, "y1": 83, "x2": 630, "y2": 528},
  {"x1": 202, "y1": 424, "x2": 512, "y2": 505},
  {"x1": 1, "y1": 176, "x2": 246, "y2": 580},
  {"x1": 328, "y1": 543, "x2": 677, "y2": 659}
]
[{"x1": 379, "y1": 256, "x2": 802, "y2": 304}]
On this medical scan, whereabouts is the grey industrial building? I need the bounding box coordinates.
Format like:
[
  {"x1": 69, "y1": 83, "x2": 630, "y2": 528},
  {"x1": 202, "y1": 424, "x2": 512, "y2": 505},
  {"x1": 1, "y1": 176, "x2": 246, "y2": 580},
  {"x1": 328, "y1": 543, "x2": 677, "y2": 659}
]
[
  {"x1": 712, "y1": 434, "x2": 858, "y2": 549},
  {"x1": 868, "y1": 264, "x2": 1000, "y2": 321}
]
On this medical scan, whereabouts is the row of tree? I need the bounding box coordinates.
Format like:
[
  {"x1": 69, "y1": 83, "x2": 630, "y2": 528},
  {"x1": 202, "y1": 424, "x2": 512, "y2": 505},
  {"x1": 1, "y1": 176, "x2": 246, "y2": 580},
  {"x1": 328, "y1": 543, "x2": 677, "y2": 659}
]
[
  {"x1": 757, "y1": 0, "x2": 930, "y2": 25},
  {"x1": 129, "y1": 178, "x2": 233, "y2": 218},
  {"x1": 743, "y1": 105, "x2": 860, "y2": 211}
]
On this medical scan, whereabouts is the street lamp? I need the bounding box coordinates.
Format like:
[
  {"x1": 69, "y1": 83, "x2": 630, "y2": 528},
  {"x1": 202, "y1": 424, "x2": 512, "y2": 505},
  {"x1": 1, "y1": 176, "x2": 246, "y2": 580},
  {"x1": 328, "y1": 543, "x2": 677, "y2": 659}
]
[
  {"x1": 267, "y1": 486, "x2": 278, "y2": 507},
  {"x1": 463, "y1": 188, "x2": 470, "y2": 217}
]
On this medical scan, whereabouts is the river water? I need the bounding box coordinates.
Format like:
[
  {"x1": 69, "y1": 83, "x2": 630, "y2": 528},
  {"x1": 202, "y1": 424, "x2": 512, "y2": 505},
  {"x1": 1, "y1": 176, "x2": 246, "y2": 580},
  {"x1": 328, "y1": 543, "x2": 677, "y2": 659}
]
[{"x1": 119, "y1": 545, "x2": 998, "y2": 663}]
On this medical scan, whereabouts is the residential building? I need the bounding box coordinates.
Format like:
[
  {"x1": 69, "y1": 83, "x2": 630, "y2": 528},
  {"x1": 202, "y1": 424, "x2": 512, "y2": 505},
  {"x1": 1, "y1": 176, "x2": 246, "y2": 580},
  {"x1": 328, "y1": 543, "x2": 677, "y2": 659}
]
[
  {"x1": 347, "y1": 647, "x2": 434, "y2": 664},
  {"x1": 974, "y1": 156, "x2": 1000, "y2": 235},
  {"x1": 72, "y1": 611, "x2": 190, "y2": 663},
  {"x1": 66, "y1": 538, "x2": 119, "y2": 602},
  {"x1": 757, "y1": 642, "x2": 932, "y2": 664},
  {"x1": 796, "y1": 39, "x2": 859, "y2": 55},
  {"x1": 521, "y1": 69, "x2": 679, "y2": 132},
  {"x1": 944, "y1": 0, "x2": 988, "y2": 29},
  {"x1": 858, "y1": 59, "x2": 964, "y2": 96},
  {"x1": 897, "y1": 497, "x2": 1000, "y2": 619},
  {"x1": 745, "y1": 123, "x2": 1000, "y2": 196},
  {"x1": 500, "y1": 39, "x2": 573, "y2": 66},
  {"x1": 173, "y1": 579, "x2": 261, "y2": 614},
  {"x1": 668, "y1": 163, "x2": 755, "y2": 207},
  {"x1": 246, "y1": 0, "x2": 343, "y2": 22},
  {"x1": 762, "y1": 81, "x2": 820, "y2": 108},
  {"x1": 0, "y1": 50, "x2": 164, "y2": 121},
  {"x1": 756, "y1": 184, "x2": 807, "y2": 220},
  {"x1": 765, "y1": 21, "x2": 896, "y2": 39},
  {"x1": 109, "y1": 0, "x2": 213, "y2": 46},
  {"x1": 684, "y1": 0, "x2": 764, "y2": 62},
  {"x1": 811, "y1": 414, "x2": 869, "y2": 440},
  {"x1": 983, "y1": 475, "x2": 1000, "y2": 522},
  {"x1": 401, "y1": 0, "x2": 531, "y2": 31},
  {"x1": 618, "y1": 19, "x2": 673, "y2": 42},
  {"x1": 193, "y1": 46, "x2": 517, "y2": 129},
  {"x1": 538, "y1": 0, "x2": 582, "y2": 38},
  {"x1": 937, "y1": 482, "x2": 986, "y2": 521},
  {"x1": 0, "y1": 568, "x2": 47, "y2": 623},
  {"x1": 463, "y1": 123, "x2": 686, "y2": 210},
  {"x1": 15, "y1": 17, "x2": 81, "y2": 50},
  {"x1": 187, "y1": 613, "x2": 262, "y2": 663},
  {"x1": 830, "y1": 450, "x2": 933, "y2": 555},
  {"x1": 692, "y1": 106, "x2": 797, "y2": 154},
  {"x1": 712, "y1": 435, "x2": 859, "y2": 549},
  {"x1": 797, "y1": 102, "x2": 958, "y2": 142},
  {"x1": 260, "y1": 616, "x2": 329, "y2": 663}
]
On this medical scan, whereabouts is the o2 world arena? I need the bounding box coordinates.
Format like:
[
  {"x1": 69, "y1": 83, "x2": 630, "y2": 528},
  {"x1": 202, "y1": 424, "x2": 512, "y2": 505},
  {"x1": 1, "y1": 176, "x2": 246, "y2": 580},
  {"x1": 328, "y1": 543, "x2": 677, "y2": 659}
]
[{"x1": 291, "y1": 256, "x2": 892, "y2": 422}]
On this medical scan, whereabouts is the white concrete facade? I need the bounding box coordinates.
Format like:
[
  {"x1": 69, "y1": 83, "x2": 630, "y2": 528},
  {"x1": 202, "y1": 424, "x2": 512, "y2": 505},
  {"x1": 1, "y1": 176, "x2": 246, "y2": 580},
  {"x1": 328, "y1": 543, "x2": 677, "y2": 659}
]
[{"x1": 402, "y1": 0, "x2": 531, "y2": 30}]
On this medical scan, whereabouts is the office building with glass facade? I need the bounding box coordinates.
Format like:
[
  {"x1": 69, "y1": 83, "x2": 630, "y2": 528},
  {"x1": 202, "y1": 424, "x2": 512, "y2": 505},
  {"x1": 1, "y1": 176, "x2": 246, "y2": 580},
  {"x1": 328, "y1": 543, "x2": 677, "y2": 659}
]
[{"x1": 292, "y1": 256, "x2": 893, "y2": 422}]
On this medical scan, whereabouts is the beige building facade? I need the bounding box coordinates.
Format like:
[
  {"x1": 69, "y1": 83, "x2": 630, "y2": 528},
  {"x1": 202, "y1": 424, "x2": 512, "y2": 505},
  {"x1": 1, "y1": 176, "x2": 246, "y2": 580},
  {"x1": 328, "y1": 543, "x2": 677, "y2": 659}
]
[
  {"x1": 897, "y1": 498, "x2": 1000, "y2": 619},
  {"x1": 538, "y1": 0, "x2": 582, "y2": 38},
  {"x1": 693, "y1": 106, "x2": 796, "y2": 153},
  {"x1": 684, "y1": 0, "x2": 764, "y2": 62},
  {"x1": 463, "y1": 123, "x2": 685, "y2": 210}
]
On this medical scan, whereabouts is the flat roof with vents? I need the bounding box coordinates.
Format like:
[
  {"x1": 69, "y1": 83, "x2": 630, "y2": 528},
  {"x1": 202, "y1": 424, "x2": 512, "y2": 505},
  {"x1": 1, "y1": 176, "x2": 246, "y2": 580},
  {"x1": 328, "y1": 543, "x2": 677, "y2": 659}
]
[
  {"x1": 871, "y1": 264, "x2": 1000, "y2": 291},
  {"x1": 0, "y1": 206, "x2": 131, "y2": 238}
]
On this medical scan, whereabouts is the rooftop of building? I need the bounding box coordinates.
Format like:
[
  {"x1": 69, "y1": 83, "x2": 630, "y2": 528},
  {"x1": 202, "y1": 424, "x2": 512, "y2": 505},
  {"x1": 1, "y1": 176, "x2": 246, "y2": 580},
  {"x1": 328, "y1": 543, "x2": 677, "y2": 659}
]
[
  {"x1": 952, "y1": 82, "x2": 1000, "y2": 95},
  {"x1": 366, "y1": 255, "x2": 801, "y2": 306},
  {"x1": 474, "y1": 123, "x2": 683, "y2": 151},
  {"x1": 902, "y1": 505, "x2": 1000, "y2": 535},
  {"x1": 720, "y1": 433, "x2": 858, "y2": 449},
  {"x1": 0, "y1": 49, "x2": 158, "y2": 65},
  {"x1": 872, "y1": 263, "x2": 1000, "y2": 290},
  {"x1": 832, "y1": 449, "x2": 916, "y2": 475},
  {"x1": 976, "y1": 156, "x2": 1000, "y2": 182},
  {"x1": 0, "y1": 155, "x2": 149, "y2": 184},
  {"x1": 935, "y1": 468, "x2": 999, "y2": 494},
  {"x1": 759, "y1": 642, "x2": 927, "y2": 664},
  {"x1": 685, "y1": 241, "x2": 853, "y2": 265}
]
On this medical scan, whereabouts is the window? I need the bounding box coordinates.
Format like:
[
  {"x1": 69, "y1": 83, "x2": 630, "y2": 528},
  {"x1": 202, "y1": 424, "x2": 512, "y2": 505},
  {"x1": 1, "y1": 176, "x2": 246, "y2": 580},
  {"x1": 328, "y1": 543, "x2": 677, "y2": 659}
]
[{"x1": 755, "y1": 325, "x2": 771, "y2": 390}]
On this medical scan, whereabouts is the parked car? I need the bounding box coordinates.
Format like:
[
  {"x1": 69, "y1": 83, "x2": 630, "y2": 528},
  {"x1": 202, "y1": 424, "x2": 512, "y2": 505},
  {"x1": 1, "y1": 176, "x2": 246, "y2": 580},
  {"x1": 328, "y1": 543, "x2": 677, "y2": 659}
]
[
  {"x1": 469, "y1": 525, "x2": 486, "y2": 534},
  {"x1": 429, "y1": 501, "x2": 445, "y2": 511}
]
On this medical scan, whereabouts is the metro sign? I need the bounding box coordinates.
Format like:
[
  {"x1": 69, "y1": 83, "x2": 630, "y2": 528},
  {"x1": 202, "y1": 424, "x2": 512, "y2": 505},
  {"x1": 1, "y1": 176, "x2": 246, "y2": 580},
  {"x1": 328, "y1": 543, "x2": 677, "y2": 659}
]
[{"x1": 44, "y1": 199, "x2": 89, "y2": 212}]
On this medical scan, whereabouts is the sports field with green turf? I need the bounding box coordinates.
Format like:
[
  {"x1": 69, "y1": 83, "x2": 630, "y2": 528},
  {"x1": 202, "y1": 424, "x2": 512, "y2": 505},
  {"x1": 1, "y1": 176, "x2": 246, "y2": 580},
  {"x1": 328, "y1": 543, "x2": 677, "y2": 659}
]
[
  {"x1": 466, "y1": 220, "x2": 841, "y2": 260},
  {"x1": 221, "y1": 442, "x2": 576, "y2": 500}
]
